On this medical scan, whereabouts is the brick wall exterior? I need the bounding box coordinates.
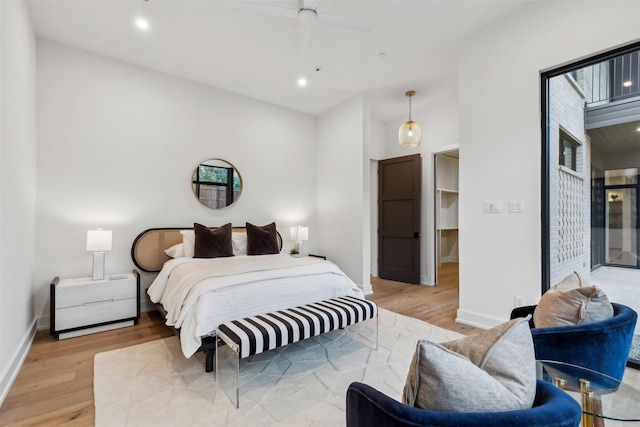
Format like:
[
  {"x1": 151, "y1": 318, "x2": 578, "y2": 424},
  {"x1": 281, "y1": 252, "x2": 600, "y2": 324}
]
[{"x1": 548, "y1": 74, "x2": 592, "y2": 284}]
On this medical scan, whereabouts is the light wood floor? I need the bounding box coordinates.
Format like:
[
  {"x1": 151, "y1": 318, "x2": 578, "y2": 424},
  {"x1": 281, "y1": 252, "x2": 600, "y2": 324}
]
[
  {"x1": 0, "y1": 312, "x2": 175, "y2": 426},
  {"x1": 368, "y1": 262, "x2": 480, "y2": 336},
  {"x1": 0, "y1": 262, "x2": 474, "y2": 426}
]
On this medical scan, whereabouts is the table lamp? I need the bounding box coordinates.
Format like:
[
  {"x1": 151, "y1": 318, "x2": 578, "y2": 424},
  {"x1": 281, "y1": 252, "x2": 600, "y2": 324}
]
[
  {"x1": 290, "y1": 226, "x2": 308, "y2": 256},
  {"x1": 87, "y1": 229, "x2": 112, "y2": 280}
]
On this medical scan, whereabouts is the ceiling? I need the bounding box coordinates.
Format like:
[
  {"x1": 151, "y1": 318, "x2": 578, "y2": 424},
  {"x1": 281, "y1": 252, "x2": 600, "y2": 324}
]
[
  {"x1": 588, "y1": 121, "x2": 640, "y2": 155},
  {"x1": 27, "y1": 0, "x2": 529, "y2": 122}
]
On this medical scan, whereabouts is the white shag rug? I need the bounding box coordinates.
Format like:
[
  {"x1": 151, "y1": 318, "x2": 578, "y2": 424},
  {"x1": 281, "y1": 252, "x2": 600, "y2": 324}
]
[{"x1": 94, "y1": 308, "x2": 464, "y2": 426}]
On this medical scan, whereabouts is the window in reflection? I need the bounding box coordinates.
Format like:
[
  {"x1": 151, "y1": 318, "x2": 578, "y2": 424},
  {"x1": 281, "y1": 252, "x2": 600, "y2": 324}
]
[{"x1": 192, "y1": 159, "x2": 242, "y2": 209}]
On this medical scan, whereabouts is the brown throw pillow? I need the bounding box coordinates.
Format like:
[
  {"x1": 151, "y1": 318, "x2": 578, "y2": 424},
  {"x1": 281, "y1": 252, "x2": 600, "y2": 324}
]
[
  {"x1": 533, "y1": 285, "x2": 613, "y2": 328},
  {"x1": 246, "y1": 222, "x2": 279, "y2": 255},
  {"x1": 193, "y1": 223, "x2": 233, "y2": 258},
  {"x1": 552, "y1": 271, "x2": 589, "y2": 291}
]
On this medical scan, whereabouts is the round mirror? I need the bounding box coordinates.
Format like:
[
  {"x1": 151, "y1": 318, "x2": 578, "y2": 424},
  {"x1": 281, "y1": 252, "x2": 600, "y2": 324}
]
[{"x1": 192, "y1": 159, "x2": 242, "y2": 209}]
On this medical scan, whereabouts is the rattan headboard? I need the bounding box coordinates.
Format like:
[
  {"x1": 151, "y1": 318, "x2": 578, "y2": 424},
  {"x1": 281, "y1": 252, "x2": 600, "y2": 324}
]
[{"x1": 131, "y1": 226, "x2": 283, "y2": 273}]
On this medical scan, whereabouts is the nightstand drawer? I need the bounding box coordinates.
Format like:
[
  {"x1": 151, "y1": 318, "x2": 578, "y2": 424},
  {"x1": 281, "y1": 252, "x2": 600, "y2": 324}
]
[
  {"x1": 55, "y1": 297, "x2": 137, "y2": 331},
  {"x1": 50, "y1": 271, "x2": 140, "y2": 338},
  {"x1": 55, "y1": 276, "x2": 135, "y2": 309}
]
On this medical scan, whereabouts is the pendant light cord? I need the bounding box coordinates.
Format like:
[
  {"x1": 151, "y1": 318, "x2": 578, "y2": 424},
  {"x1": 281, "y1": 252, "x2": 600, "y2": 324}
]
[{"x1": 405, "y1": 90, "x2": 415, "y2": 121}]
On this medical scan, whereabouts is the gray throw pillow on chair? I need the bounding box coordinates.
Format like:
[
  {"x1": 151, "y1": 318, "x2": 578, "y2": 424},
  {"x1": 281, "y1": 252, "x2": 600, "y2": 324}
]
[{"x1": 402, "y1": 316, "x2": 536, "y2": 412}]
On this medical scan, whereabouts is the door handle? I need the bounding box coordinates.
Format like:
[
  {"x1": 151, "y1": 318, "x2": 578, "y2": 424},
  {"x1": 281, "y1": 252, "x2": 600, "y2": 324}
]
[{"x1": 413, "y1": 232, "x2": 420, "y2": 239}]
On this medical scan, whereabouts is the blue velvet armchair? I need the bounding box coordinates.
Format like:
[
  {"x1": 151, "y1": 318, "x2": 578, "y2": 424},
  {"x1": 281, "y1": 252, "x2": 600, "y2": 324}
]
[
  {"x1": 346, "y1": 380, "x2": 582, "y2": 427},
  {"x1": 510, "y1": 302, "x2": 637, "y2": 381}
]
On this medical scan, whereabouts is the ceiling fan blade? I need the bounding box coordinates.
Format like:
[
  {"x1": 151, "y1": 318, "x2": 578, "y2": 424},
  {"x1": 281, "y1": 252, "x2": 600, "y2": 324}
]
[
  {"x1": 232, "y1": 2, "x2": 298, "y2": 18},
  {"x1": 293, "y1": 21, "x2": 312, "y2": 57},
  {"x1": 317, "y1": 12, "x2": 375, "y2": 32}
]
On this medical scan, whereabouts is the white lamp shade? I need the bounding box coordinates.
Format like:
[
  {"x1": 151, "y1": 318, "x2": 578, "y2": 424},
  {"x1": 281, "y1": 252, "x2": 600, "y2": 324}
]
[
  {"x1": 290, "y1": 226, "x2": 309, "y2": 241},
  {"x1": 87, "y1": 229, "x2": 112, "y2": 252},
  {"x1": 399, "y1": 120, "x2": 422, "y2": 148}
]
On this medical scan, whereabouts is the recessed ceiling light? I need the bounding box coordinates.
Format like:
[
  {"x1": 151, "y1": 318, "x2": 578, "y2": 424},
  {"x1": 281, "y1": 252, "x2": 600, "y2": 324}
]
[
  {"x1": 623, "y1": 81, "x2": 632, "y2": 87},
  {"x1": 636, "y1": 126, "x2": 640, "y2": 132},
  {"x1": 135, "y1": 18, "x2": 149, "y2": 30},
  {"x1": 297, "y1": 78, "x2": 307, "y2": 87}
]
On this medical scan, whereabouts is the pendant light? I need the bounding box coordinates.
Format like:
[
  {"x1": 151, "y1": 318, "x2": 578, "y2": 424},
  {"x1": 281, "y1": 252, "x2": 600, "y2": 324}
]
[{"x1": 399, "y1": 90, "x2": 422, "y2": 148}]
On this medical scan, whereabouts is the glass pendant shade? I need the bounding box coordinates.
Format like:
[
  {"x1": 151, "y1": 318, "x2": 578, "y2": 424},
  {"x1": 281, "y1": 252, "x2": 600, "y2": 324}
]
[
  {"x1": 399, "y1": 120, "x2": 422, "y2": 148},
  {"x1": 399, "y1": 90, "x2": 421, "y2": 148}
]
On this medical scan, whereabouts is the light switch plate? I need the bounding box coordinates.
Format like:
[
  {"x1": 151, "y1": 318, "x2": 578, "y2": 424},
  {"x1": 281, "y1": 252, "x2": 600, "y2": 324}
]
[
  {"x1": 483, "y1": 201, "x2": 501, "y2": 213},
  {"x1": 509, "y1": 200, "x2": 524, "y2": 213}
]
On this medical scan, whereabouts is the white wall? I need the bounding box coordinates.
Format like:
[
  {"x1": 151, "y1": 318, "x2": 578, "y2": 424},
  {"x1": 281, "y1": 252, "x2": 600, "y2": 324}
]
[
  {"x1": 379, "y1": 84, "x2": 460, "y2": 285},
  {"x1": 317, "y1": 94, "x2": 371, "y2": 292},
  {"x1": 0, "y1": 0, "x2": 38, "y2": 404},
  {"x1": 457, "y1": 0, "x2": 640, "y2": 328},
  {"x1": 35, "y1": 40, "x2": 320, "y2": 322}
]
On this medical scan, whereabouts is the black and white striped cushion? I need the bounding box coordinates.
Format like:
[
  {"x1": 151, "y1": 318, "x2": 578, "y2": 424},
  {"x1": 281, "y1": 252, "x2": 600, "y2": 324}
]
[{"x1": 217, "y1": 296, "x2": 377, "y2": 359}]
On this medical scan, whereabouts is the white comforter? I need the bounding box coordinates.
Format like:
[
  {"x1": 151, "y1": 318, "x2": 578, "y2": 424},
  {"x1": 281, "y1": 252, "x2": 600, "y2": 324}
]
[{"x1": 148, "y1": 254, "x2": 364, "y2": 357}]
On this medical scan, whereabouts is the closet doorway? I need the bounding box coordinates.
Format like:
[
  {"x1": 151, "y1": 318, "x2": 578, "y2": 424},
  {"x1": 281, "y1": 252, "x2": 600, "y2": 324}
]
[{"x1": 434, "y1": 150, "x2": 459, "y2": 284}]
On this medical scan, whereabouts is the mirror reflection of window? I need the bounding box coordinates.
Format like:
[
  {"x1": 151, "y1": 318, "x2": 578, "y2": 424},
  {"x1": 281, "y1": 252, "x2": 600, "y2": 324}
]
[{"x1": 192, "y1": 159, "x2": 242, "y2": 209}]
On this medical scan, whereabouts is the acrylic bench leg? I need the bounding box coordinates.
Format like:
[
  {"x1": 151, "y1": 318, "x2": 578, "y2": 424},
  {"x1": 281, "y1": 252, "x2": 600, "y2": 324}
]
[
  {"x1": 375, "y1": 315, "x2": 379, "y2": 350},
  {"x1": 216, "y1": 335, "x2": 240, "y2": 408},
  {"x1": 347, "y1": 316, "x2": 378, "y2": 350}
]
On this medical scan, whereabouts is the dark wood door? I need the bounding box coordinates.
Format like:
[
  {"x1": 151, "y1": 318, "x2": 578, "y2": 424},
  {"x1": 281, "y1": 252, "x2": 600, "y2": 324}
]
[{"x1": 378, "y1": 154, "x2": 421, "y2": 284}]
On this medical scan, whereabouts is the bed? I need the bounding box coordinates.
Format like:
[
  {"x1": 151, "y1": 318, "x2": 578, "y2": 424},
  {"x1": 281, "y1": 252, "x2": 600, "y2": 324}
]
[{"x1": 132, "y1": 224, "x2": 364, "y2": 368}]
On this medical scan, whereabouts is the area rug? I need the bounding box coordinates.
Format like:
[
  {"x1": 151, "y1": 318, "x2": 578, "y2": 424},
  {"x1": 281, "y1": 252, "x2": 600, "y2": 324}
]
[
  {"x1": 94, "y1": 308, "x2": 464, "y2": 426},
  {"x1": 628, "y1": 335, "x2": 640, "y2": 369}
]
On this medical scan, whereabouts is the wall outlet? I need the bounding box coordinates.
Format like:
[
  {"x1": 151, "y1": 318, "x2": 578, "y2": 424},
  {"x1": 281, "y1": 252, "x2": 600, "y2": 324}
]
[{"x1": 514, "y1": 296, "x2": 525, "y2": 308}]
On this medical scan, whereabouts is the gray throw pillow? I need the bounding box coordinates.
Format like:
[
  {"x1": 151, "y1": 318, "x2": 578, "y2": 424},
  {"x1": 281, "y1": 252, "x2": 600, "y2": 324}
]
[{"x1": 402, "y1": 316, "x2": 536, "y2": 412}]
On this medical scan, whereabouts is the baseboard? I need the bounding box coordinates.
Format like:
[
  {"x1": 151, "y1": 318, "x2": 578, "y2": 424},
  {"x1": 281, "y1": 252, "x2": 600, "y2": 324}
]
[
  {"x1": 140, "y1": 298, "x2": 156, "y2": 313},
  {"x1": 420, "y1": 275, "x2": 435, "y2": 286},
  {"x1": 361, "y1": 283, "x2": 373, "y2": 295},
  {"x1": 455, "y1": 309, "x2": 505, "y2": 330},
  {"x1": 440, "y1": 256, "x2": 459, "y2": 263},
  {"x1": 0, "y1": 317, "x2": 37, "y2": 407},
  {"x1": 37, "y1": 313, "x2": 52, "y2": 330}
]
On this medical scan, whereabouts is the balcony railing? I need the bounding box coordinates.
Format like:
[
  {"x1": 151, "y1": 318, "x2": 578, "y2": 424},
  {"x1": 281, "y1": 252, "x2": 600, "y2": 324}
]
[{"x1": 574, "y1": 51, "x2": 640, "y2": 106}]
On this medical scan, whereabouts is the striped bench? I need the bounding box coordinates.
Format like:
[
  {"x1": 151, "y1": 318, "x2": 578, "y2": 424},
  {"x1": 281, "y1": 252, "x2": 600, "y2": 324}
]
[{"x1": 215, "y1": 296, "x2": 378, "y2": 407}]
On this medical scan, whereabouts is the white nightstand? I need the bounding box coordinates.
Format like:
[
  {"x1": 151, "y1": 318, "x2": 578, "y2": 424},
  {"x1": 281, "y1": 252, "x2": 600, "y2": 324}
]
[{"x1": 50, "y1": 271, "x2": 140, "y2": 339}]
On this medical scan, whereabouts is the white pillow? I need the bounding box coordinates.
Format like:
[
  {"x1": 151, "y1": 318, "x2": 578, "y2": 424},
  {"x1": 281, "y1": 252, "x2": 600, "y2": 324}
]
[
  {"x1": 180, "y1": 230, "x2": 195, "y2": 258},
  {"x1": 232, "y1": 232, "x2": 248, "y2": 256},
  {"x1": 164, "y1": 243, "x2": 185, "y2": 258}
]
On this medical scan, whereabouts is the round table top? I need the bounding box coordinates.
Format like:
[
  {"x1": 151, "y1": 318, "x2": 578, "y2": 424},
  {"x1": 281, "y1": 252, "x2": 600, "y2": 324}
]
[{"x1": 537, "y1": 360, "x2": 640, "y2": 422}]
